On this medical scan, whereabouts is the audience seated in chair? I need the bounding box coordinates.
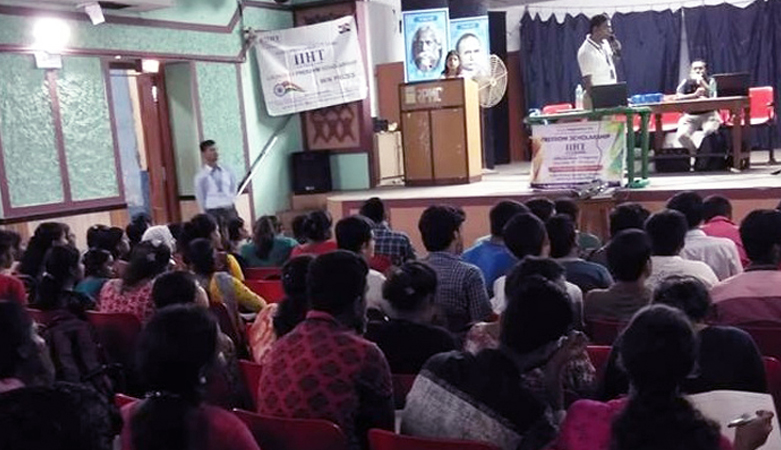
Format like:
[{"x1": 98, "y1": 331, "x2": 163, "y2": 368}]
[
  {"x1": 291, "y1": 210, "x2": 338, "y2": 258},
  {"x1": 365, "y1": 261, "x2": 456, "y2": 374},
  {"x1": 0, "y1": 300, "x2": 54, "y2": 393},
  {"x1": 466, "y1": 256, "x2": 595, "y2": 401},
  {"x1": 257, "y1": 251, "x2": 394, "y2": 450},
  {"x1": 75, "y1": 249, "x2": 113, "y2": 303},
  {"x1": 120, "y1": 305, "x2": 260, "y2": 450},
  {"x1": 140, "y1": 225, "x2": 177, "y2": 255},
  {"x1": 712, "y1": 209, "x2": 781, "y2": 326},
  {"x1": 589, "y1": 202, "x2": 650, "y2": 268},
  {"x1": 667, "y1": 191, "x2": 742, "y2": 280},
  {"x1": 419, "y1": 205, "x2": 492, "y2": 335},
  {"x1": 0, "y1": 230, "x2": 26, "y2": 305},
  {"x1": 360, "y1": 197, "x2": 417, "y2": 266},
  {"x1": 554, "y1": 198, "x2": 602, "y2": 257},
  {"x1": 336, "y1": 215, "x2": 387, "y2": 312},
  {"x1": 525, "y1": 197, "x2": 556, "y2": 223},
  {"x1": 180, "y1": 214, "x2": 245, "y2": 280},
  {"x1": 701, "y1": 195, "x2": 749, "y2": 267},
  {"x1": 247, "y1": 255, "x2": 313, "y2": 363},
  {"x1": 89, "y1": 225, "x2": 131, "y2": 278},
  {"x1": 584, "y1": 229, "x2": 652, "y2": 322},
  {"x1": 547, "y1": 214, "x2": 612, "y2": 294},
  {"x1": 402, "y1": 275, "x2": 588, "y2": 450},
  {"x1": 16, "y1": 222, "x2": 74, "y2": 296},
  {"x1": 125, "y1": 214, "x2": 151, "y2": 251},
  {"x1": 492, "y1": 213, "x2": 583, "y2": 326},
  {"x1": 241, "y1": 215, "x2": 298, "y2": 268},
  {"x1": 98, "y1": 241, "x2": 170, "y2": 322},
  {"x1": 644, "y1": 209, "x2": 718, "y2": 290},
  {"x1": 554, "y1": 304, "x2": 773, "y2": 450},
  {"x1": 462, "y1": 200, "x2": 528, "y2": 296},
  {"x1": 600, "y1": 276, "x2": 766, "y2": 401}
]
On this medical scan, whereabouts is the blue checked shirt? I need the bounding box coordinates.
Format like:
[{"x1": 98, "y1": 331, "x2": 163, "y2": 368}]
[
  {"x1": 422, "y1": 252, "x2": 492, "y2": 334},
  {"x1": 372, "y1": 222, "x2": 416, "y2": 266}
]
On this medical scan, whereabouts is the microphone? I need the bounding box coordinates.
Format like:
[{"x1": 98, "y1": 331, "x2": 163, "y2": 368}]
[{"x1": 608, "y1": 35, "x2": 621, "y2": 57}]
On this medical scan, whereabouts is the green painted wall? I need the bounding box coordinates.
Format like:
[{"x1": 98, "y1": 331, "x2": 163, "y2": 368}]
[
  {"x1": 165, "y1": 63, "x2": 201, "y2": 197},
  {"x1": 331, "y1": 154, "x2": 371, "y2": 190}
]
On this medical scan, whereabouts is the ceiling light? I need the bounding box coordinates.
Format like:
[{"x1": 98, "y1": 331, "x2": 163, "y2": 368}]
[{"x1": 32, "y1": 18, "x2": 71, "y2": 53}]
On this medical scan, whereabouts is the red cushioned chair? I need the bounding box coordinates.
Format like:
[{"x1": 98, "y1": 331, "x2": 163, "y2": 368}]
[
  {"x1": 542, "y1": 103, "x2": 574, "y2": 115},
  {"x1": 585, "y1": 318, "x2": 625, "y2": 346},
  {"x1": 749, "y1": 86, "x2": 776, "y2": 162},
  {"x1": 85, "y1": 311, "x2": 141, "y2": 370},
  {"x1": 26, "y1": 307, "x2": 51, "y2": 325},
  {"x1": 244, "y1": 280, "x2": 285, "y2": 304},
  {"x1": 114, "y1": 393, "x2": 139, "y2": 409},
  {"x1": 763, "y1": 356, "x2": 781, "y2": 415},
  {"x1": 239, "y1": 360, "x2": 264, "y2": 409},
  {"x1": 245, "y1": 267, "x2": 283, "y2": 280},
  {"x1": 232, "y1": 409, "x2": 348, "y2": 450},
  {"x1": 736, "y1": 322, "x2": 781, "y2": 362},
  {"x1": 208, "y1": 302, "x2": 250, "y2": 360},
  {"x1": 368, "y1": 429, "x2": 501, "y2": 450},
  {"x1": 370, "y1": 255, "x2": 393, "y2": 275},
  {"x1": 392, "y1": 374, "x2": 416, "y2": 409},
  {"x1": 586, "y1": 345, "x2": 612, "y2": 386}
]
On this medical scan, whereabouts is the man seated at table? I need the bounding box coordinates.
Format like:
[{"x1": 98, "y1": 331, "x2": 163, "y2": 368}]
[{"x1": 675, "y1": 60, "x2": 722, "y2": 156}]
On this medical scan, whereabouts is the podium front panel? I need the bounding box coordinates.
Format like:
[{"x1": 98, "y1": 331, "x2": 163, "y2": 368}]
[
  {"x1": 431, "y1": 108, "x2": 468, "y2": 181},
  {"x1": 401, "y1": 111, "x2": 434, "y2": 182}
]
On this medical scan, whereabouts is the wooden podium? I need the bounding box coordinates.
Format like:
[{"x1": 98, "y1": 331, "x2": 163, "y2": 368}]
[{"x1": 399, "y1": 78, "x2": 482, "y2": 186}]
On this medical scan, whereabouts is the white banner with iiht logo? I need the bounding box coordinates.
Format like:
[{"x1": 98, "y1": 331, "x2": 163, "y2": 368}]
[
  {"x1": 253, "y1": 16, "x2": 367, "y2": 117},
  {"x1": 530, "y1": 120, "x2": 626, "y2": 189}
]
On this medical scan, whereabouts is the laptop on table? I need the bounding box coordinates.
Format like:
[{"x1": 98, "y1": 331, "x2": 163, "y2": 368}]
[{"x1": 591, "y1": 83, "x2": 628, "y2": 109}]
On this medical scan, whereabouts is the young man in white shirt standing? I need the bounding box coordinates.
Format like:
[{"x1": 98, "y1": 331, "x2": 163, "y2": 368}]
[
  {"x1": 194, "y1": 140, "x2": 239, "y2": 230},
  {"x1": 577, "y1": 14, "x2": 621, "y2": 109}
]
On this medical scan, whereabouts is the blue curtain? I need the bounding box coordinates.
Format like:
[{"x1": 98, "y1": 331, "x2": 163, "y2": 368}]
[
  {"x1": 685, "y1": 0, "x2": 780, "y2": 147},
  {"x1": 520, "y1": 10, "x2": 682, "y2": 110},
  {"x1": 612, "y1": 10, "x2": 681, "y2": 96}
]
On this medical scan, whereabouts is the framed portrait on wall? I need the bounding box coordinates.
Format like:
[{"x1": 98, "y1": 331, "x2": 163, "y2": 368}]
[
  {"x1": 450, "y1": 16, "x2": 490, "y2": 79},
  {"x1": 402, "y1": 8, "x2": 450, "y2": 83}
]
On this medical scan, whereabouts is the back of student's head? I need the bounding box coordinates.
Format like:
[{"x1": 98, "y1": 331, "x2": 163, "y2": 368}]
[
  {"x1": 336, "y1": 215, "x2": 374, "y2": 253},
  {"x1": 35, "y1": 245, "x2": 81, "y2": 310},
  {"x1": 359, "y1": 197, "x2": 385, "y2": 224},
  {"x1": 152, "y1": 271, "x2": 199, "y2": 309},
  {"x1": 383, "y1": 261, "x2": 438, "y2": 313},
  {"x1": 667, "y1": 191, "x2": 704, "y2": 229},
  {"x1": 546, "y1": 214, "x2": 577, "y2": 258},
  {"x1": 607, "y1": 229, "x2": 651, "y2": 282},
  {"x1": 87, "y1": 225, "x2": 110, "y2": 249},
  {"x1": 418, "y1": 205, "x2": 465, "y2": 252},
  {"x1": 307, "y1": 250, "x2": 368, "y2": 316},
  {"x1": 126, "y1": 214, "x2": 151, "y2": 248},
  {"x1": 740, "y1": 209, "x2": 781, "y2": 265},
  {"x1": 702, "y1": 195, "x2": 732, "y2": 222},
  {"x1": 132, "y1": 304, "x2": 217, "y2": 450},
  {"x1": 252, "y1": 216, "x2": 278, "y2": 260},
  {"x1": 503, "y1": 213, "x2": 546, "y2": 259},
  {"x1": 273, "y1": 256, "x2": 315, "y2": 338},
  {"x1": 181, "y1": 214, "x2": 218, "y2": 251},
  {"x1": 227, "y1": 217, "x2": 245, "y2": 242},
  {"x1": 122, "y1": 241, "x2": 170, "y2": 290},
  {"x1": 303, "y1": 210, "x2": 333, "y2": 243},
  {"x1": 501, "y1": 274, "x2": 572, "y2": 354},
  {"x1": 0, "y1": 383, "x2": 119, "y2": 450},
  {"x1": 554, "y1": 198, "x2": 580, "y2": 223},
  {"x1": 185, "y1": 238, "x2": 215, "y2": 276},
  {"x1": 505, "y1": 256, "x2": 565, "y2": 300},
  {"x1": 0, "y1": 229, "x2": 21, "y2": 268},
  {"x1": 291, "y1": 214, "x2": 308, "y2": 243},
  {"x1": 644, "y1": 209, "x2": 688, "y2": 256},
  {"x1": 141, "y1": 225, "x2": 176, "y2": 255},
  {"x1": 612, "y1": 304, "x2": 720, "y2": 450},
  {"x1": 91, "y1": 227, "x2": 126, "y2": 258},
  {"x1": 489, "y1": 201, "x2": 528, "y2": 237},
  {"x1": 653, "y1": 275, "x2": 712, "y2": 323},
  {"x1": 525, "y1": 197, "x2": 556, "y2": 222},
  {"x1": 83, "y1": 249, "x2": 113, "y2": 279},
  {"x1": 19, "y1": 222, "x2": 68, "y2": 278},
  {"x1": 609, "y1": 203, "x2": 650, "y2": 238},
  {"x1": 0, "y1": 300, "x2": 35, "y2": 379}
]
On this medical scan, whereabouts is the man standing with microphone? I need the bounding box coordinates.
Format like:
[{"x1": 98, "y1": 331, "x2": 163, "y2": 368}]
[{"x1": 577, "y1": 14, "x2": 621, "y2": 109}]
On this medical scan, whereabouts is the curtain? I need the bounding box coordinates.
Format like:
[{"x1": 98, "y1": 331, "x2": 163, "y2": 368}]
[
  {"x1": 685, "y1": 0, "x2": 780, "y2": 148},
  {"x1": 612, "y1": 10, "x2": 682, "y2": 96}
]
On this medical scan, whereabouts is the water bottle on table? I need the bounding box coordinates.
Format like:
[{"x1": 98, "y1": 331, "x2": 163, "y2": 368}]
[{"x1": 575, "y1": 84, "x2": 584, "y2": 110}]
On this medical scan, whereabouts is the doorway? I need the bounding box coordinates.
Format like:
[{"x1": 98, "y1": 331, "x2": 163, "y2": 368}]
[{"x1": 108, "y1": 63, "x2": 181, "y2": 225}]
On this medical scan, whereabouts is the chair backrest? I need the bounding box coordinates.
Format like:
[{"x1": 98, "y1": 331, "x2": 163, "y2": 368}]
[
  {"x1": 245, "y1": 267, "x2": 283, "y2": 280},
  {"x1": 749, "y1": 86, "x2": 775, "y2": 122},
  {"x1": 244, "y1": 280, "x2": 286, "y2": 303},
  {"x1": 26, "y1": 307, "x2": 51, "y2": 325},
  {"x1": 232, "y1": 409, "x2": 348, "y2": 450},
  {"x1": 392, "y1": 374, "x2": 416, "y2": 409},
  {"x1": 85, "y1": 311, "x2": 142, "y2": 368},
  {"x1": 208, "y1": 302, "x2": 250, "y2": 359},
  {"x1": 586, "y1": 345, "x2": 612, "y2": 385},
  {"x1": 115, "y1": 393, "x2": 139, "y2": 409},
  {"x1": 542, "y1": 103, "x2": 574, "y2": 115},
  {"x1": 368, "y1": 429, "x2": 501, "y2": 450},
  {"x1": 763, "y1": 356, "x2": 781, "y2": 415},
  {"x1": 586, "y1": 319, "x2": 625, "y2": 345},
  {"x1": 737, "y1": 324, "x2": 781, "y2": 361},
  {"x1": 370, "y1": 255, "x2": 393, "y2": 275},
  {"x1": 239, "y1": 360, "x2": 264, "y2": 409}
]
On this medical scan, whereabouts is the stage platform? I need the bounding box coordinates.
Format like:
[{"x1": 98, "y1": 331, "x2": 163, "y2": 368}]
[{"x1": 327, "y1": 152, "x2": 781, "y2": 252}]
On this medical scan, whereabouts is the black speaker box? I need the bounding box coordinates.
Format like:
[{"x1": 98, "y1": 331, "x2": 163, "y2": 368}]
[{"x1": 291, "y1": 151, "x2": 332, "y2": 195}]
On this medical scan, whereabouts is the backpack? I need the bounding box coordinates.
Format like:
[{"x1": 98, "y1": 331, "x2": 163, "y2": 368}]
[{"x1": 39, "y1": 310, "x2": 115, "y2": 400}]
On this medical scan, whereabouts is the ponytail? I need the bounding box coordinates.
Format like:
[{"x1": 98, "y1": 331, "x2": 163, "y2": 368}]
[
  {"x1": 253, "y1": 216, "x2": 276, "y2": 261},
  {"x1": 131, "y1": 394, "x2": 208, "y2": 450},
  {"x1": 34, "y1": 245, "x2": 80, "y2": 311}
]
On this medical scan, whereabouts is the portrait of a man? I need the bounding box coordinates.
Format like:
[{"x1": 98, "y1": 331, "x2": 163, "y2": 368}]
[
  {"x1": 456, "y1": 32, "x2": 484, "y2": 76},
  {"x1": 411, "y1": 25, "x2": 443, "y2": 72}
]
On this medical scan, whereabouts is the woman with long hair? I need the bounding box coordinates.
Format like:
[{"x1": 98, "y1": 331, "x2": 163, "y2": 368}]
[
  {"x1": 122, "y1": 305, "x2": 259, "y2": 450},
  {"x1": 554, "y1": 304, "x2": 773, "y2": 450},
  {"x1": 240, "y1": 215, "x2": 298, "y2": 268},
  {"x1": 33, "y1": 245, "x2": 88, "y2": 312},
  {"x1": 441, "y1": 50, "x2": 463, "y2": 79},
  {"x1": 17, "y1": 222, "x2": 73, "y2": 281},
  {"x1": 75, "y1": 249, "x2": 114, "y2": 302},
  {"x1": 248, "y1": 255, "x2": 314, "y2": 363},
  {"x1": 97, "y1": 241, "x2": 170, "y2": 322},
  {"x1": 290, "y1": 210, "x2": 337, "y2": 257},
  {"x1": 180, "y1": 214, "x2": 244, "y2": 280}
]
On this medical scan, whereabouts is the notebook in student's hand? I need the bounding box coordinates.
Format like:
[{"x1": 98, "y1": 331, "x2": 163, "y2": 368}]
[{"x1": 687, "y1": 390, "x2": 781, "y2": 449}]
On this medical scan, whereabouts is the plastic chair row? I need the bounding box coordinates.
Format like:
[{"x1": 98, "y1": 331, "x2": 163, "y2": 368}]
[{"x1": 244, "y1": 279, "x2": 285, "y2": 303}]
